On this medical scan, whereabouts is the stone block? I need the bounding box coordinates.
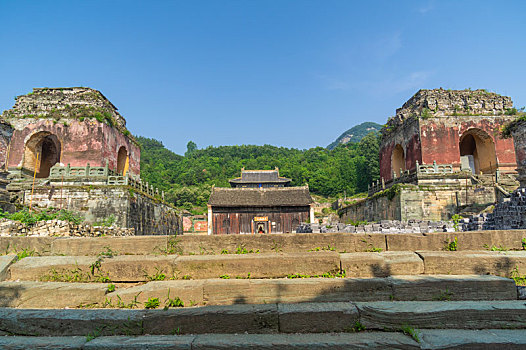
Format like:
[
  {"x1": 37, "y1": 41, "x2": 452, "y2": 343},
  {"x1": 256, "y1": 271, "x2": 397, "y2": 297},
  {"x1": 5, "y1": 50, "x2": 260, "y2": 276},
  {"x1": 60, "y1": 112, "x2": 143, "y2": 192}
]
[
  {"x1": 418, "y1": 329, "x2": 526, "y2": 349},
  {"x1": 191, "y1": 333, "x2": 419, "y2": 349},
  {"x1": 203, "y1": 277, "x2": 392, "y2": 305},
  {"x1": 9, "y1": 256, "x2": 97, "y2": 281},
  {"x1": 278, "y1": 302, "x2": 359, "y2": 333},
  {"x1": 100, "y1": 255, "x2": 177, "y2": 282},
  {"x1": 84, "y1": 335, "x2": 195, "y2": 349},
  {"x1": 341, "y1": 252, "x2": 423, "y2": 278},
  {"x1": 0, "y1": 281, "x2": 107, "y2": 308},
  {"x1": 357, "y1": 301, "x2": 526, "y2": 330},
  {"x1": 106, "y1": 280, "x2": 205, "y2": 307},
  {"x1": 0, "y1": 308, "x2": 144, "y2": 336},
  {"x1": 174, "y1": 252, "x2": 340, "y2": 279},
  {"x1": 143, "y1": 304, "x2": 279, "y2": 334},
  {"x1": 0, "y1": 336, "x2": 86, "y2": 349},
  {"x1": 388, "y1": 274, "x2": 517, "y2": 301},
  {"x1": 51, "y1": 236, "x2": 169, "y2": 256},
  {"x1": 418, "y1": 250, "x2": 526, "y2": 276},
  {"x1": 0, "y1": 254, "x2": 16, "y2": 280}
]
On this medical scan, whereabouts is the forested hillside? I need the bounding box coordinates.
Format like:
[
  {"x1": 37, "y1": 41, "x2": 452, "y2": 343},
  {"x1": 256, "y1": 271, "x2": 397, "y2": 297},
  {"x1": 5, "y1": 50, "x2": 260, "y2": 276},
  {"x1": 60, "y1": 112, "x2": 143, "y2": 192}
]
[
  {"x1": 137, "y1": 133, "x2": 380, "y2": 212},
  {"x1": 327, "y1": 122, "x2": 383, "y2": 150}
]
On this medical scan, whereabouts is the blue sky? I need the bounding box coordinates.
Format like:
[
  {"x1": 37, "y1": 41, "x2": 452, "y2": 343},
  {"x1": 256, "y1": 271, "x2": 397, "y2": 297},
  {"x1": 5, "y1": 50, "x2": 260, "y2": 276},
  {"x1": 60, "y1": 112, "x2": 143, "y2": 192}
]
[{"x1": 1, "y1": 1, "x2": 525, "y2": 154}]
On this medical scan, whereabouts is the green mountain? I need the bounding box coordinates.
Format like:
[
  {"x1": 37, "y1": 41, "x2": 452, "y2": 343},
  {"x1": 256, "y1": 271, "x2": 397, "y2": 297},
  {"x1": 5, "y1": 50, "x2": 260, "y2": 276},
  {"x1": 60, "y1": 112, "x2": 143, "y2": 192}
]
[
  {"x1": 327, "y1": 122, "x2": 383, "y2": 150},
  {"x1": 136, "y1": 134, "x2": 380, "y2": 210}
]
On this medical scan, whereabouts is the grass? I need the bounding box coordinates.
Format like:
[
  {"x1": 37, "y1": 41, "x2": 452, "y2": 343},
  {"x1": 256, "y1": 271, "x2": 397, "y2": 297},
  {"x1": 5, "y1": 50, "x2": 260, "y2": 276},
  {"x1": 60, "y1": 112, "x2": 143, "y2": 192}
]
[
  {"x1": 401, "y1": 325, "x2": 420, "y2": 343},
  {"x1": 511, "y1": 267, "x2": 526, "y2": 286},
  {"x1": 347, "y1": 321, "x2": 366, "y2": 332},
  {"x1": 107, "y1": 283, "x2": 116, "y2": 293},
  {"x1": 15, "y1": 248, "x2": 35, "y2": 260},
  {"x1": 432, "y1": 288, "x2": 454, "y2": 301},
  {"x1": 146, "y1": 267, "x2": 166, "y2": 281},
  {"x1": 144, "y1": 297, "x2": 160, "y2": 309},
  {"x1": 483, "y1": 244, "x2": 508, "y2": 251},
  {"x1": 308, "y1": 245, "x2": 336, "y2": 252},
  {"x1": 287, "y1": 270, "x2": 346, "y2": 279},
  {"x1": 362, "y1": 239, "x2": 383, "y2": 252},
  {"x1": 444, "y1": 237, "x2": 458, "y2": 251},
  {"x1": 164, "y1": 289, "x2": 184, "y2": 309}
]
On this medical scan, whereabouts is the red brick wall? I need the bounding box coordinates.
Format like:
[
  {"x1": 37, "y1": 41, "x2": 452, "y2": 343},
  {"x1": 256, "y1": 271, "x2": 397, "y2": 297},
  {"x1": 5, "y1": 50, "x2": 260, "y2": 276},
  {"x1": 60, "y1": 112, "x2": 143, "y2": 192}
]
[
  {"x1": 420, "y1": 117, "x2": 516, "y2": 172},
  {"x1": 7, "y1": 119, "x2": 140, "y2": 176}
]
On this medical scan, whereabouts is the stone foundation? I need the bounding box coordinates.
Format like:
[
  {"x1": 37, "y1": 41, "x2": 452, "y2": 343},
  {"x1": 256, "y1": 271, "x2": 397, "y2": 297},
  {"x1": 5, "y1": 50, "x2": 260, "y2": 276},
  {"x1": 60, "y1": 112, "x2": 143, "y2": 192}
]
[
  {"x1": 339, "y1": 175, "x2": 498, "y2": 223},
  {"x1": 0, "y1": 218, "x2": 134, "y2": 237}
]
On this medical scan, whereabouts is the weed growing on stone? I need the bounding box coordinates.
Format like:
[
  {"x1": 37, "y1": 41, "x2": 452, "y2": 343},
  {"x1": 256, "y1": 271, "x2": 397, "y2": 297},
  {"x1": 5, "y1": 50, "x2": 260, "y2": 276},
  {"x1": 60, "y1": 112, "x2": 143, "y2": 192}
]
[
  {"x1": 94, "y1": 215, "x2": 116, "y2": 227},
  {"x1": 361, "y1": 239, "x2": 383, "y2": 252},
  {"x1": 164, "y1": 235, "x2": 182, "y2": 255},
  {"x1": 347, "y1": 321, "x2": 366, "y2": 332},
  {"x1": 85, "y1": 326, "x2": 104, "y2": 342},
  {"x1": 308, "y1": 245, "x2": 336, "y2": 252},
  {"x1": 15, "y1": 248, "x2": 35, "y2": 260},
  {"x1": 511, "y1": 267, "x2": 526, "y2": 286},
  {"x1": 221, "y1": 249, "x2": 229, "y2": 254},
  {"x1": 432, "y1": 288, "x2": 454, "y2": 301},
  {"x1": 287, "y1": 271, "x2": 346, "y2": 279},
  {"x1": 219, "y1": 274, "x2": 230, "y2": 279},
  {"x1": 164, "y1": 289, "x2": 184, "y2": 309},
  {"x1": 451, "y1": 214, "x2": 463, "y2": 231},
  {"x1": 107, "y1": 283, "x2": 116, "y2": 293},
  {"x1": 99, "y1": 246, "x2": 118, "y2": 258},
  {"x1": 522, "y1": 238, "x2": 526, "y2": 250},
  {"x1": 182, "y1": 274, "x2": 191, "y2": 280},
  {"x1": 401, "y1": 325, "x2": 420, "y2": 343},
  {"x1": 445, "y1": 237, "x2": 458, "y2": 251},
  {"x1": 145, "y1": 297, "x2": 160, "y2": 309},
  {"x1": 271, "y1": 240, "x2": 283, "y2": 253},
  {"x1": 235, "y1": 244, "x2": 259, "y2": 254},
  {"x1": 146, "y1": 267, "x2": 166, "y2": 281},
  {"x1": 189, "y1": 300, "x2": 197, "y2": 307},
  {"x1": 483, "y1": 244, "x2": 508, "y2": 251}
]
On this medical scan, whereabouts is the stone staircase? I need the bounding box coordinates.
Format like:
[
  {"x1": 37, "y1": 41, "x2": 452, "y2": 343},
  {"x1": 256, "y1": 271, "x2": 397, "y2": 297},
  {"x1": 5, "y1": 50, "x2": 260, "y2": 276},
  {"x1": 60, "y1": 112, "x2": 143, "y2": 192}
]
[{"x1": 0, "y1": 231, "x2": 525, "y2": 348}]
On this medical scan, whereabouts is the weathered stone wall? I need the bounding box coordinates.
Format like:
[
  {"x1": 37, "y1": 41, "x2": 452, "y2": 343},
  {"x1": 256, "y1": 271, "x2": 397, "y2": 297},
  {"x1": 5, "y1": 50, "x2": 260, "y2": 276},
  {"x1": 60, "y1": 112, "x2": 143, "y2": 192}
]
[
  {"x1": 0, "y1": 218, "x2": 134, "y2": 237},
  {"x1": 0, "y1": 121, "x2": 13, "y2": 170},
  {"x1": 20, "y1": 184, "x2": 181, "y2": 235},
  {"x1": 340, "y1": 180, "x2": 496, "y2": 223},
  {"x1": 379, "y1": 89, "x2": 518, "y2": 180},
  {"x1": 420, "y1": 116, "x2": 517, "y2": 173},
  {"x1": 511, "y1": 120, "x2": 526, "y2": 187},
  {"x1": 1, "y1": 87, "x2": 140, "y2": 176},
  {"x1": 379, "y1": 117, "x2": 421, "y2": 181}
]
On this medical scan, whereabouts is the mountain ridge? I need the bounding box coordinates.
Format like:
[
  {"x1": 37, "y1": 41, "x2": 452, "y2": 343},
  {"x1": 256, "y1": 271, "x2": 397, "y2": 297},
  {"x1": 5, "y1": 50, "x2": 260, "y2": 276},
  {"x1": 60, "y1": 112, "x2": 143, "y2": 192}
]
[{"x1": 327, "y1": 122, "x2": 383, "y2": 149}]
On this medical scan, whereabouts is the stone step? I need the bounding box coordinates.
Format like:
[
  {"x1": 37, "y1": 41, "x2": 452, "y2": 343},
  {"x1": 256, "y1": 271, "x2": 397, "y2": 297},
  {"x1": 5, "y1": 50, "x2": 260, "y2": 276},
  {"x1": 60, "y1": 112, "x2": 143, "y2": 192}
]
[
  {"x1": 0, "y1": 275, "x2": 516, "y2": 309},
  {"x1": 0, "y1": 301, "x2": 524, "y2": 337},
  {"x1": 418, "y1": 250, "x2": 526, "y2": 276},
  {"x1": 7, "y1": 250, "x2": 526, "y2": 282},
  {"x1": 7, "y1": 252, "x2": 340, "y2": 282},
  {"x1": 2, "y1": 331, "x2": 526, "y2": 349},
  {"x1": 0, "y1": 333, "x2": 421, "y2": 349},
  {"x1": 1, "y1": 229, "x2": 525, "y2": 256}
]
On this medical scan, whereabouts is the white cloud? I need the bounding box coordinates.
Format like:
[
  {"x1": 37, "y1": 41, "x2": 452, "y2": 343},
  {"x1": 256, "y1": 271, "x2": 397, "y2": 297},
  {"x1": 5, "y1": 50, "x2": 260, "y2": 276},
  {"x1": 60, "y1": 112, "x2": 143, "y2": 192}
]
[{"x1": 418, "y1": 1, "x2": 435, "y2": 14}]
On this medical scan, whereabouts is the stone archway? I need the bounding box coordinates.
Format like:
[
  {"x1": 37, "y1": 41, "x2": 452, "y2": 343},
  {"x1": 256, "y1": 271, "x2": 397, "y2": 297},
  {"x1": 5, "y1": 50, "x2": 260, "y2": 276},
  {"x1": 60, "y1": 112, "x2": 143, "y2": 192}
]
[
  {"x1": 391, "y1": 144, "x2": 406, "y2": 177},
  {"x1": 23, "y1": 132, "x2": 61, "y2": 178},
  {"x1": 117, "y1": 146, "x2": 128, "y2": 175},
  {"x1": 459, "y1": 128, "x2": 497, "y2": 174}
]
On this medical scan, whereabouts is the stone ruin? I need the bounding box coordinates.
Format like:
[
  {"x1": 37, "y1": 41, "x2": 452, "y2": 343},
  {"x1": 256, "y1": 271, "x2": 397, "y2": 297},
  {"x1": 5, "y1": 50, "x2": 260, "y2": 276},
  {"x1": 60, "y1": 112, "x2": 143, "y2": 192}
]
[
  {"x1": 464, "y1": 118, "x2": 526, "y2": 231},
  {"x1": 0, "y1": 87, "x2": 182, "y2": 235},
  {"x1": 296, "y1": 220, "x2": 455, "y2": 234},
  {"x1": 339, "y1": 88, "x2": 520, "y2": 224}
]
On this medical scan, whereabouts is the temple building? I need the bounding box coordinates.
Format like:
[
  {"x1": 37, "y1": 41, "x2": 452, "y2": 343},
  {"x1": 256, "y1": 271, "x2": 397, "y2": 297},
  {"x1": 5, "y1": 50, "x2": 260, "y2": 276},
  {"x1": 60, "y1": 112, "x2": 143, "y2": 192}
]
[
  {"x1": 0, "y1": 87, "x2": 181, "y2": 234},
  {"x1": 208, "y1": 169, "x2": 314, "y2": 234},
  {"x1": 339, "y1": 89, "x2": 520, "y2": 222}
]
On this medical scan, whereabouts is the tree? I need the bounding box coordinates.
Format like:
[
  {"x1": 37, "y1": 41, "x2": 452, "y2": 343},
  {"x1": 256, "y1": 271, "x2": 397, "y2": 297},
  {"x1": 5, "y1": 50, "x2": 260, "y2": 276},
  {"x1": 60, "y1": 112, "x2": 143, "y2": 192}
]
[{"x1": 185, "y1": 141, "x2": 197, "y2": 156}]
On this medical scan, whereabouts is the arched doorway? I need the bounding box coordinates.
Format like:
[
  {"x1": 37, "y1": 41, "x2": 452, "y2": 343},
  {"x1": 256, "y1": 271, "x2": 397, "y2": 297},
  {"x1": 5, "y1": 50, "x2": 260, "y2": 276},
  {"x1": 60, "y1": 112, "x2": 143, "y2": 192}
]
[
  {"x1": 117, "y1": 146, "x2": 128, "y2": 175},
  {"x1": 459, "y1": 129, "x2": 497, "y2": 174},
  {"x1": 23, "y1": 132, "x2": 61, "y2": 178},
  {"x1": 391, "y1": 144, "x2": 406, "y2": 177}
]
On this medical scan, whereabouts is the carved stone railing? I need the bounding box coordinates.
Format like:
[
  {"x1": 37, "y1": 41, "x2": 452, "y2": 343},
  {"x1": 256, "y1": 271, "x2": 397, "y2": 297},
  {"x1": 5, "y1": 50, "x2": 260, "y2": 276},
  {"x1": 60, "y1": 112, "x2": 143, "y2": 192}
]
[
  {"x1": 48, "y1": 162, "x2": 164, "y2": 201},
  {"x1": 367, "y1": 161, "x2": 455, "y2": 196},
  {"x1": 416, "y1": 161, "x2": 453, "y2": 174}
]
